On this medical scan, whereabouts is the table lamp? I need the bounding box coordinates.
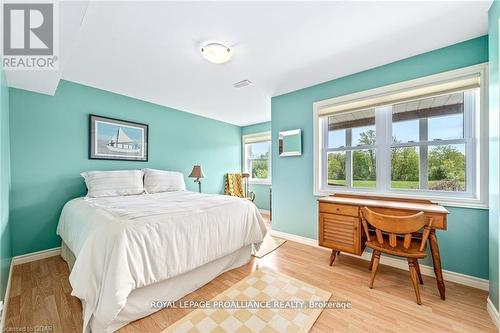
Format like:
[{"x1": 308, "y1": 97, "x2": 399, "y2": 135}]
[{"x1": 189, "y1": 165, "x2": 205, "y2": 193}]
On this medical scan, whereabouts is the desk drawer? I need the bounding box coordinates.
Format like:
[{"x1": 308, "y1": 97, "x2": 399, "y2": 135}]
[
  {"x1": 319, "y1": 213, "x2": 363, "y2": 255},
  {"x1": 319, "y1": 202, "x2": 359, "y2": 217}
]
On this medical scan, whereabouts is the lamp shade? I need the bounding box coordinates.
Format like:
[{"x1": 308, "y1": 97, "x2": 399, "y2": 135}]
[{"x1": 189, "y1": 165, "x2": 205, "y2": 179}]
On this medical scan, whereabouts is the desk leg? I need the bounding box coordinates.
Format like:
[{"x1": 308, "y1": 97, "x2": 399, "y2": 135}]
[
  {"x1": 429, "y1": 230, "x2": 446, "y2": 300},
  {"x1": 329, "y1": 250, "x2": 339, "y2": 266}
]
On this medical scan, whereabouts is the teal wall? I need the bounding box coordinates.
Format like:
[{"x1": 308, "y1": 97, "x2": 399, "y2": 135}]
[
  {"x1": 9, "y1": 80, "x2": 242, "y2": 256},
  {"x1": 0, "y1": 64, "x2": 11, "y2": 300},
  {"x1": 241, "y1": 122, "x2": 271, "y2": 136},
  {"x1": 241, "y1": 122, "x2": 272, "y2": 211},
  {"x1": 488, "y1": 0, "x2": 500, "y2": 311},
  {"x1": 251, "y1": 185, "x2": 271, "y2": 212},
  {"x1": 271, "y1": 36, "x2": 490, "y2": 279}
]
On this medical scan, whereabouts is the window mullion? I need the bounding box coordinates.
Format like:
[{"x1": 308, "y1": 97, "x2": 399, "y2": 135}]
[
  {"x1": 464, "y1": 90, "x2": 476, "y2": 195},
  {"x1": 322, "y1": 117, "x2": 330, "y2": 190},
  {"x1": 419, "y1": 119, "x2": 428, "y2": 190},
  {"x1": 392, "y1": 138, "x2": 466, "y2": 148},
  {"x1": 327, "y1": 145, "x2": 373, "y2": 152},
  {"x1": 375, "y1": 106, "x2": 391, "y2": 193},
  {"x1": 346, "y1": 129, "x2": 352, "y2": 187},
  {"x1": 243, "y1": 144, "x2": 249, "y2": 174}
]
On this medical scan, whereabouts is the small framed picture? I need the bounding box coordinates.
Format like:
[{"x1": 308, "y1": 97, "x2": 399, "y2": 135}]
[{"x1": 89, "y1": 114, "x2": 148, "y2": 161}]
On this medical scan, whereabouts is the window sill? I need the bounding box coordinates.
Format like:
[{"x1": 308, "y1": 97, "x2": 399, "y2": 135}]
[
  {"x1": 249, "y1": 179, "x2": 272, "y2": 186},
  {"x1": 313, "y1": 188, "x2": 488, "y2": 210}
]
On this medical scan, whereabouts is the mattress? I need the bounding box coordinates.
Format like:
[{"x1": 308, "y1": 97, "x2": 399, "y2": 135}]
[{"x1": 57, "y1": 191, "x2": 266, "y2": 332}]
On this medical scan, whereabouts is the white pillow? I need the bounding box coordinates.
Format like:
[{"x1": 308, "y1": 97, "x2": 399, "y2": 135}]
[
  {"x1": 143, "y1": 168, "x2": 186, "y2": 193},
  {"x1": 81, "y1": 170, "x2": 144, "y2": 198}
]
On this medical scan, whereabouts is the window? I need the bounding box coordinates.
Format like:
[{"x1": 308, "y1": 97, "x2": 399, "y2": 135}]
[
  {"x1": 327, "y1": 109, "x2": 376, "y2": 188},
  {"x1": 313, "y1": 64, "x2": 488, "y2": 207},
  {"x1": 391, "y1": 93, "x2": 468, "y2": 191},
  {"x1": 243, "y1": 132, "x2": 271, "y2": 184}
]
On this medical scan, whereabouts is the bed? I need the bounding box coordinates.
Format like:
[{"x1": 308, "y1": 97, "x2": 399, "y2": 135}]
[{"x1": 56, "y1": 190, "x2": 267, "y2": 333}]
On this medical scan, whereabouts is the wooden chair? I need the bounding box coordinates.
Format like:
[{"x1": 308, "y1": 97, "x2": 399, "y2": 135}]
[{"x1": 360, "y1": 207, "x2": 433, "y2": 305}]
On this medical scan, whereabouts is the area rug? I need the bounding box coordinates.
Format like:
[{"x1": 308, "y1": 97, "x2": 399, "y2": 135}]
[
  {"x1": 252, "y1": 235, "x2": 286, "y2": 258},
  {"x1": 163, "y1": 267, "x2": 331, "y2": 333}
]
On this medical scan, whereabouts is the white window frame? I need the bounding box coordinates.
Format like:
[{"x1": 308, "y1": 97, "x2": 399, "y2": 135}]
[
  {"x1": 313, "y1": 64, "x2": 488, "y2": 209},
  {"x1": 242, "y1": 131, "x2": 272, "y2": 185}
]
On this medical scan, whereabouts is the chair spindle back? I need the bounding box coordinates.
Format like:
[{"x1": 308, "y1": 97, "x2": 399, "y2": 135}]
[{"x1": 360, "y1": 207, "x2": 433, "y2": 252}]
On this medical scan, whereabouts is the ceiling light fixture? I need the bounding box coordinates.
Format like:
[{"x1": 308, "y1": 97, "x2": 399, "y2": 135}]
[
  {"x1": 233, "y1": 80, "x2": 252, "y2": 88},
  {"x1": 200, "y1": 42, "x2": 232, "y2": 64}
]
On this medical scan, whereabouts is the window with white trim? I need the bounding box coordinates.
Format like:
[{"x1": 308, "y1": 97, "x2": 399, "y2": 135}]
[
  {"x1": 243, "y1": 132, "x2": 271, "y2": 184},
  {"x1": 313, "y1": 65, "x2": 488, "y2": 207}
]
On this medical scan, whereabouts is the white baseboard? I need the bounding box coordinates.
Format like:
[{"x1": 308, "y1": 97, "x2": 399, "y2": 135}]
[
  {"x1": 270, "y1": 229, "x2": 489, "y2": 291},
  {"x1": 0, "y1": 259, "x2": 13, "y2": 332},
  {"x1": 350, "y1": 250, "x2": 490, "y2": 291},
  {"x1": 271, "y1": 230, "x2": 318, "y2": 247},
  {"x1": 11, "y1": 247, "x2": 61, "y2": 266},
  {"x1": 487, "y1": 297, "x2": 500, "y2": 329},
  {"x1": 259, "y1": 209, "x2": 271, "y2": 215}
]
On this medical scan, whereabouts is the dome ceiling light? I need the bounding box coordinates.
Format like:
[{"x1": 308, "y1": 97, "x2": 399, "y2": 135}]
[{"x1": 200, "y1": 42, "x2": 232, "y2": 64}]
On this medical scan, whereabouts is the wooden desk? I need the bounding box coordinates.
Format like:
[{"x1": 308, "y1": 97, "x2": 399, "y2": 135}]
[{"x1": 318, "y1": 194, "x2": 449, "y2": 300}]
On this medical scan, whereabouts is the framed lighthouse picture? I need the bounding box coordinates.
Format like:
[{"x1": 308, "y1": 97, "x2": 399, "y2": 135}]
[{"x1": 89, "y1": 114, "x2": 148, "y2": 161}]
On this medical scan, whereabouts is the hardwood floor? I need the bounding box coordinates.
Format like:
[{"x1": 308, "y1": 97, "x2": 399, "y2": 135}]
[{"x1": 4, "y1": 240, "x2": 496, "y2": 333}]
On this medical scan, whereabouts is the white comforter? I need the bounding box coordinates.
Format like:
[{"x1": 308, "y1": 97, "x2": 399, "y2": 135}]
[{"x1": 56, "y1": 191, "x2": 266, "y2": 332}]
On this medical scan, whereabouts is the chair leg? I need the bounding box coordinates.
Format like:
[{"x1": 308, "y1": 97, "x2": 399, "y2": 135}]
[
  {"x1": 408, "y1": 258, "x2": 422, "y2": 305},
  {"x1": 369, "y1": 251, "x2": 381, "y2": 289},
  {"x1": 415, "y1": 260, "x2": 424, "y2": 285},
  {"x1": 368, "y1": 251, "x2": 375, "y2": 271}
]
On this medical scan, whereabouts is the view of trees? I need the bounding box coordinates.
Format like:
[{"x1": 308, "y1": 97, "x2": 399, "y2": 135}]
[
  {"x1": 428, "y1": 146, "x2": 466, "y2": 191},
  {"x1": 328, "y1": 153, "x2": 346, "y2": 184},
  {"x1": 391, "y1": 147, "x2": 419, "y2": 182},
  {"x1": 328, "y1": 129, "x2": 466, "y2": 191},
  {"x1": 353, "y1": 130, "x2": 376, "y2": 183},
  {"x1": 252, "y1": 159, "x2": 269, "y2": 179},
  {"x1": 249, "y1": 150, "x2": 270, "y2": 179},
  {"x1": 328, "y1": 130, "x2": 376, "y2": 187}
]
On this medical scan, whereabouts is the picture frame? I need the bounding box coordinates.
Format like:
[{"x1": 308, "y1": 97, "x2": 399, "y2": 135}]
[{"x1": 89, "y1": 114, "x2": 149, "y2": 161}]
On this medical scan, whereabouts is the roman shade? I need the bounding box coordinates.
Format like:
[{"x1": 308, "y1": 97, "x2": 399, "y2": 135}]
[
  {"x1": 318, "y1": 73, "x2": 480, "y2": 117},
  {"x1": 243, "y1": 133, "x2": 271, "y2": 144}
]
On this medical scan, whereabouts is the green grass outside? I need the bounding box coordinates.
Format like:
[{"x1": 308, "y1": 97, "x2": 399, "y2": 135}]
[{"x1": 328, "y1": 179, "x2": 464, "y2": 190}]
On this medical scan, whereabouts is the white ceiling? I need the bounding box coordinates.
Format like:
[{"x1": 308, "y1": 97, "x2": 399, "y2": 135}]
[{"x1": 5, "y1": 1, "x2": 492, "y2": 126}]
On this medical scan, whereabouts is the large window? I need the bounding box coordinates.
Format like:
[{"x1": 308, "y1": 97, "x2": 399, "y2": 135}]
[
  {"x1": 243, "y1": 132, "x2": 271, "y2": 184},
  {"x1": 314, "y1": 65, "x2": 487, "y2": 207}
]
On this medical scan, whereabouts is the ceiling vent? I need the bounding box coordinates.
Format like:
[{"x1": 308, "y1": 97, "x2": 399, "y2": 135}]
[{"x1": 233, "y1": 80, "x2": 252, "y2": 88}]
